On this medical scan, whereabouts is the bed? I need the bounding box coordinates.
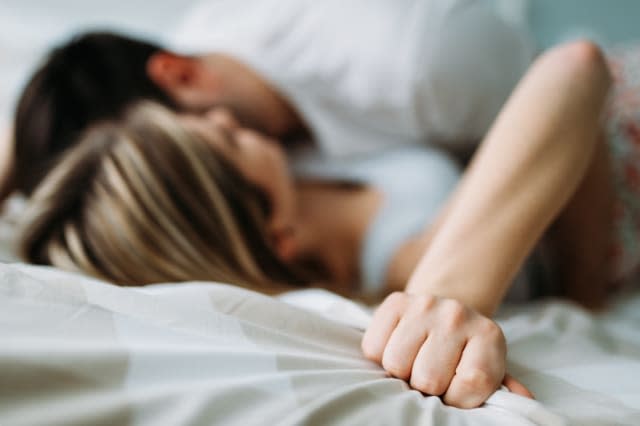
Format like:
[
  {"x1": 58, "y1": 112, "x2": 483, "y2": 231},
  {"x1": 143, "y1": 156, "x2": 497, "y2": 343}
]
[
  {"x1": 2, "y1": 255, "x2": 640, "y2": 425},
  {"x1": 1, "y1": 1, "x2": 639, "y2": 425}
]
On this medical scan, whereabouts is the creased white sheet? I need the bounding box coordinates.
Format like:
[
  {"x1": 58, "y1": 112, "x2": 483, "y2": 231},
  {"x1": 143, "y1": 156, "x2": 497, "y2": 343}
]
[{"x1": 2, "y1": 263, "x2": 639, "y2": 425}]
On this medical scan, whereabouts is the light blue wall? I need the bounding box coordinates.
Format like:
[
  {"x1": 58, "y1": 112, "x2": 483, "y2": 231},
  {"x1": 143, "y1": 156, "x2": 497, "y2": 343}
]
[{"x1": 530, "y1": 0, "x2": 640, "y2": 48}]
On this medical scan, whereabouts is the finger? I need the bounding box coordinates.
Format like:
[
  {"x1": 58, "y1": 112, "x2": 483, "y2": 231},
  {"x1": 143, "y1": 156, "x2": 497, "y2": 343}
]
[
  {"x1": 409, "y1": 332, "x2": 465, "y2": 396},
  {"x1": 380, "y1": 314, "x2": 431, "y2": 380},
  {"x1": 361, "y1": 292, "x2": 406, "y2": 363},
  {"x1": 503, "y1": 374, "x2": 534, "y2": 399},
  {"x1": 443, "y1": 335, "x2": 505, "y2": 409}
]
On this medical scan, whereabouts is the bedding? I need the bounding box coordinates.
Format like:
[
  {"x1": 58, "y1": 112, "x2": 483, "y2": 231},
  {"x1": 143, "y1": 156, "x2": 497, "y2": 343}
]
[{"x1": 1, "y1": 263, "x2": 640, "y2": 425}]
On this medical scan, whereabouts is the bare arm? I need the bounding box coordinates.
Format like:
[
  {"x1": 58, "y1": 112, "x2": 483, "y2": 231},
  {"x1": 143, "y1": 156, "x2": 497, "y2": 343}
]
[
  {"x1": 404, "y1": 41, "x2": 612, "y2": 317},
  {"x1": 364, "y1": 41, "x2": 608, "y2": 408}
]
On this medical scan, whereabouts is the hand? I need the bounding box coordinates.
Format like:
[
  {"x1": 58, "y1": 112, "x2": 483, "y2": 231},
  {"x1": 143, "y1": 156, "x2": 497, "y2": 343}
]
[{"x1": 361, "y1": 292, "x2": 533, "y2": 408}]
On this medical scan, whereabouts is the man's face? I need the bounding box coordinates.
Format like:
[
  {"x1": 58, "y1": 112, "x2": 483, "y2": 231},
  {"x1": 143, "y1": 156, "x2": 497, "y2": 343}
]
[{"x1": 147, "y1": 52, "x2": 298, "y2": 140}]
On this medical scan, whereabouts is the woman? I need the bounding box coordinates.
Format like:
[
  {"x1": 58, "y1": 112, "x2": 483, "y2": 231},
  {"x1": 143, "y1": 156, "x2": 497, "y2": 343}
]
[
  {"x1": 17, "y1": 98, "x2": 469, "y2": 298},
  {"x1": 16, "y1": 41, "x2": 615, "y2": 407}
]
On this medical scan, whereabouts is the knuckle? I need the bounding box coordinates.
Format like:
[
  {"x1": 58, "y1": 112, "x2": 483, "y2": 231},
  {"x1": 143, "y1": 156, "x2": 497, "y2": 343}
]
[
  {"x1": 381, "y1": 351, "x2": 410, "y2": 380},
  {"x1": 360, "y1": 337, "x2": 381, "y2": 362},
  {"x1": 411, "y1": 373, "x2": 448, "y2": 396},
  {"x1": 384, "y1": 291, "x2": 407, "y2": 310},
  {"x1": 410, "y1": 294, "x2": 437, "y2": 316},
  {"x1": 418, "y1": 293, "x2": 437, "y2": 308},
  {"x1": 443, "y1": 393, "x2": 484, "y2": 410},
  {"x1": 478, "y1": 318, "x2": 505, "y2": 342},
  {"x1": 457, "y1": 368, "x2": 495, "y2": 392},
  {"x1": 441, "y1": 300, "x2": 468, "y2": 329}
]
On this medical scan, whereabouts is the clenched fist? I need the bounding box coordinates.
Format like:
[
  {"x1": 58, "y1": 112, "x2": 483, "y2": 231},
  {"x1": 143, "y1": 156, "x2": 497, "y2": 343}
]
[{"x1": 361, "y1": 292, "x2": 532, "y2": 408}]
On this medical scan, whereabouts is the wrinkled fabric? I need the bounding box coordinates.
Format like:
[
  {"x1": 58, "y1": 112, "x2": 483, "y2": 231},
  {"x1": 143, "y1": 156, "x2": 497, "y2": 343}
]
[{"x1": 2, "y1": 264, "x2": 639, "y2": 425}]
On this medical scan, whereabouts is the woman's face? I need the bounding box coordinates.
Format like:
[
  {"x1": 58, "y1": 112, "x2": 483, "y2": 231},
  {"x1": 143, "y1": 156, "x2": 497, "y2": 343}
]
[{"x1": 179, "y1": 108, "x2": 296, "y2": 233}]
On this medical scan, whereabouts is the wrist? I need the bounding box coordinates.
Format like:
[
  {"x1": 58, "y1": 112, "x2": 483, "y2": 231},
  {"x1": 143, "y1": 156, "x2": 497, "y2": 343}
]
[{"x1": 405, "y1": 254, "x2": 501, "y2": 317}]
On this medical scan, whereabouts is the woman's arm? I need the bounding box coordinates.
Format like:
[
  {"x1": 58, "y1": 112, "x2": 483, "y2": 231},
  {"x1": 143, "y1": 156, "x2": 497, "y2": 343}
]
[
  {"x1": 362, "y1": 291, "x2": 532, "y2": 408},
  {"x1": 364, "y1": 41, "x2": 609, "y2": 407},
  {"x1": 404, "y1": 41, "x2": 612, "y2": 317}
]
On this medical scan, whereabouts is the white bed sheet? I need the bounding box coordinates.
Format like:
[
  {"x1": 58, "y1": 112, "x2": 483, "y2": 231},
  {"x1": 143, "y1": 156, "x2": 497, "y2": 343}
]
[{"x1": 1, "y1": 263, "x2": 639, "y2": 425}]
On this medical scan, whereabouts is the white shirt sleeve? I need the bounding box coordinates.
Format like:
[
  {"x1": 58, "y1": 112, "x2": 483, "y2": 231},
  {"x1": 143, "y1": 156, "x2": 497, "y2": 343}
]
[{"x1": 417, "y1": 0, "x2": 535, "y2": 151}]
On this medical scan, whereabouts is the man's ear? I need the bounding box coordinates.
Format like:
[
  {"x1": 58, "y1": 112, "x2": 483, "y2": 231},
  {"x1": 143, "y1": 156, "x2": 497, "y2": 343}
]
[{"x1": 147, "y1": 52, "x2": 199, "y2": 92}]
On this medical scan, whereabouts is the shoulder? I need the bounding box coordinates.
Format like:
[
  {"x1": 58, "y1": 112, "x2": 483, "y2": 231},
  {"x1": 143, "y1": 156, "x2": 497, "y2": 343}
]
[{"x1": 363, "y1": 145, "x2": 462, "y2": 195}]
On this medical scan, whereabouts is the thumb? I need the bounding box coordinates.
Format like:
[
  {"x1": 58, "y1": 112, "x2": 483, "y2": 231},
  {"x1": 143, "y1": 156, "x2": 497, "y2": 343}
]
[{"x1": 503, "y1": 373, "x2": 534, "y2": 399}]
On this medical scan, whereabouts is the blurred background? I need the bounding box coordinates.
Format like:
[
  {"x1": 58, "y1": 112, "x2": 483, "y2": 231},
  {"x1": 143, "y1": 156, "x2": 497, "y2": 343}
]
[
  {"x1": 1, "y1": 0, "x2": 640, "y2": 127},
  {"x1": 531, "y1": 0, "x2": 640, "y2": 48}
]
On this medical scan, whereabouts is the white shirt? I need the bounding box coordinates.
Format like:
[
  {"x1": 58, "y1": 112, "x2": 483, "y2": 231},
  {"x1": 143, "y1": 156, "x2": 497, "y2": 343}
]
[{"x1": 170, "y1": 0, "x2": 534, "y2": 157}]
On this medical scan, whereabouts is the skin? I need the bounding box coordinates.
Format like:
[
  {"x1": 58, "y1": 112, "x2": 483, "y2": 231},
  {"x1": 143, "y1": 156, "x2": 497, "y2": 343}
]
[
  {"x1": 365, "y1": 40, "x2": 613, "y2": 409},
  {"x1": 157, "y1": 44, "x2": 612, "y2": 312},
  {"x1": 147, "y1": 52, "x2": 308, "y2": 142},
  {"x1": 180, "y1": 107, "x2": 534, "y2": 407},
  {"x1": 0, "y1": 30, "x2": 611, "y2": 408},
  {"x1": 180, "y1": 108, "x2": 297, "y2": 235},
  {"x1": 404, "y1": 40, "x2": 613, "y2": 316},
  {"x1": 0, "y1": 39, "x2": 595, "y2": 408},
  {"x1": 181, "y1": 109, "x2": 381, "y2": 281},
  {"x1": 180, "y1": 40, "x2": 614, "y2": 408},
  {"x1": 361, "y1": 292, "x2": 528, "y2": 408}
]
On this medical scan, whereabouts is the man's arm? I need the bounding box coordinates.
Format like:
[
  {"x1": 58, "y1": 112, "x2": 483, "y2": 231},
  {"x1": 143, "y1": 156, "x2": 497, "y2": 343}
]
[{"x1": 406, "y1": 41, "x2": 612, "y2": 316}]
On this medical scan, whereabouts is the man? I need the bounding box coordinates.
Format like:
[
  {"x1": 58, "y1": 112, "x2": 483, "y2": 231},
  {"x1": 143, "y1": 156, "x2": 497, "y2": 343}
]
[{"x1": 10, "y1": 0, "x2": 532, "y2": 196}]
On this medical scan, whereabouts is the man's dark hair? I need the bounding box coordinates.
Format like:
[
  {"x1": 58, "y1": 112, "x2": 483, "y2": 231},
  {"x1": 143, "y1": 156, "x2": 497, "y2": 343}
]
[{"x1": 12, "y1": 31, "x2": 176, "y2": 194}]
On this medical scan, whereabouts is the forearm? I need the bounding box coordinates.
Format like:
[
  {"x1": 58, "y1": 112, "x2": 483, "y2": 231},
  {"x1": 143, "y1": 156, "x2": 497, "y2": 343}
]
[{"x1": 406, "y1": 42, "x2": 612, "y2": 316}]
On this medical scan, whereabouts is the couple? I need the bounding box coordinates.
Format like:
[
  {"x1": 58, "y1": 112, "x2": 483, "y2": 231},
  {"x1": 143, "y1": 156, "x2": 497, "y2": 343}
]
[{"x1": 7, "y1": 0, "x2": 634, "y2": 410}]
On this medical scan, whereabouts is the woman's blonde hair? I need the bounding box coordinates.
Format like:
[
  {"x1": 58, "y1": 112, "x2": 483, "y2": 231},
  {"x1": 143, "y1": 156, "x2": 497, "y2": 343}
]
[{"x1": 16, "y1": 102, "x2": 305, "y2": 292}]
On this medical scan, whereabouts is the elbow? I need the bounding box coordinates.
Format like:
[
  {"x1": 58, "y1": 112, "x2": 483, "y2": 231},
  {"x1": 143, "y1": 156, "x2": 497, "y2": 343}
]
[
  {"x1": 564, "y1": 40, "x2": 611, "y2": 86},
  {"x1": 541, "y1": 40, "x2": 612, "y2": 100},
  {"x1": 562, "y1": 40, "x2": 606, "y2": 64}
]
